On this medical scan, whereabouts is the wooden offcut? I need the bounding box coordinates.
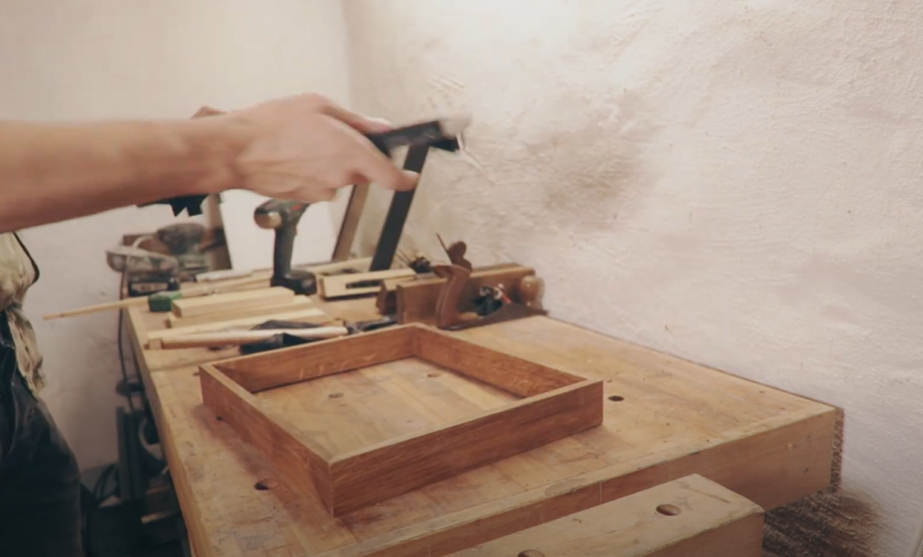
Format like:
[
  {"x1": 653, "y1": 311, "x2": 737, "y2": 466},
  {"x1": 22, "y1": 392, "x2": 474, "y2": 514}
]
[
  {"x1": 159, "y1": 326, "x2": 349, "y2": 349},
  {"x1": 171, "y1": 287, "x2": 295, "y2": 318},
  {"x1": 320, "y1": 268, "x2": 417, "y2": 299},
  {"x1": 147, "y1": 307, "x2": 330, "y2": 349},
  {"x1": 199, "y1": 323, "x2": 604, "y2": 516},
  {"x1": 446, "y1": 474, "x2": 764, "y2": 557},
  {"x1": 167, "y1": 295, "x2": 316, "y2": 328}
]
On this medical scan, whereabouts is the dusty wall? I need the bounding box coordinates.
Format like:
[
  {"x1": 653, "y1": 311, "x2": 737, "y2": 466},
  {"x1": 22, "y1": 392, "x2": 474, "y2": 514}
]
[
  {"x1": 342, "y1": 1, "x2": 922, "y2": 555},
  {"x1": 0, "y1": 0, "x2": 349, "y2": 470}
]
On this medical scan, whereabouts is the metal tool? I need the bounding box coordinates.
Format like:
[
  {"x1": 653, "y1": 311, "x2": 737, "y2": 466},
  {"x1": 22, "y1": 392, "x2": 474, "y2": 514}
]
[
  {"x1": 156, "y1": 223, "x2": 208, "y2": 279},
  {"x1": 368, "y1": 115, "x2": 472, "y2": 272},
  {"x1": 251, "y1": 116, "x2": 472, "y2": 296},
  {"x1": 431, "y1": 263, "x2": 547, "y2": 330},
  {"x1": 146, "y1": 113, "x2": 472, "y2": 224},
  {"x1": 253, "y1": 199, "x2": 316, "y2": 295},
  {"x1": 106, "y1": 245, "x2": 180, "y2": 297}
]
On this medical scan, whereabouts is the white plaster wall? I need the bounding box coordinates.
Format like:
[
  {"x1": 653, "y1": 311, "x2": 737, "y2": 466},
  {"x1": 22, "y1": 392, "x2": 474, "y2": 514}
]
[
  {"x1": 0, "y1": 0, "x2": 349, "y2": 470},
  {"x1": 342, "y1": 1, "x2": 923, "y2": 555}
]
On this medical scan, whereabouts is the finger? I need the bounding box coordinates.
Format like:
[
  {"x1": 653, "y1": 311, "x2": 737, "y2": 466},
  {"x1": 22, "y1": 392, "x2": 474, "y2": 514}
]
[
  {"x1": 192, "y1": 105, "x2": 225, "y2": 118},
  {"x1": 350, "y1": 137, "x2": 419, "y2": 190},
  {"x1": 319, "y1": 100, "x2": 393, "y2": 134},
  {"x1": 298, "y1": 186, "x2": 338, "y2": 203}
]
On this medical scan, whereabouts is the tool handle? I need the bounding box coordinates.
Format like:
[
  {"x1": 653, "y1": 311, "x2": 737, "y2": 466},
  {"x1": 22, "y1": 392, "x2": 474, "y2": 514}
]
[
  {"x1": 369, "y1": 145, "x2": 431, "y2": 271},
  {"x1": 273, "y1": 225, "x2": 296, "y2": 278}
]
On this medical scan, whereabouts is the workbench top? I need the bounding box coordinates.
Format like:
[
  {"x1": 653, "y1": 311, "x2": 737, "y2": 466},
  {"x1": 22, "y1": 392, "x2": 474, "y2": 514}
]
[{"x1": 126, "y1": 296, "x2": 836, "y2": 557}]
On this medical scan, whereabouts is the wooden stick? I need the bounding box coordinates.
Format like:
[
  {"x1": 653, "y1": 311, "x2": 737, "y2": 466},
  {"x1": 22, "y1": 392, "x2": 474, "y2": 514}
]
[
  {"x1": 44, "y1": 257, "x2": 371, "y2": 321},
  {"x1": 171, "y1": 287, "x2": 295, "y2": 318},
  {"x1": 43, "y1": 274, "x2": 271, "y2": 321},
  {"x1": 331, "y1": 187, "x2": 371, "y2": 262},
  {"x1": 147, "y1": 307, "x2": 329, "y2": 342},
  {"x1": 160, "y1": 327, "x2": 349, "y2": 349},
  {"x1": 43, "y1": 296, "x2": 149, "y2": 320}
]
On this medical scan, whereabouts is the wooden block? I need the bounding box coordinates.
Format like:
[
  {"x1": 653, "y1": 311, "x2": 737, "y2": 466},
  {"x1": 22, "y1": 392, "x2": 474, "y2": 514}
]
[
  {"x1": 147, "y1": 307, "x2": 330, "y2": 348},
  {"x1": 396, "y1": 264, "x2": 535, "y2": 324},
  {"x1": 376, "y1": 275, "x2": 422, "y2": 315},
  {"x1": 306, "y1": 257, "x2": 371, "y2": 275},
  {"x1": 167, "y1": 296, "x2": 315, "y2": 328},
  {"x1": 171, "y1": 287, "x2": 295, "y2": 318},
  {"x1": 445, "y1": 474, "x2": 764, "y2": 557},
  {"x1": 160, "y1": 326, "x2": 349, "y2": 349},
  {"x1": 199, "y1": 324, "x2": 604, "y2": 516},
  {"x1": 320, "y1": 269, "x2": 416, "y2": 299}
]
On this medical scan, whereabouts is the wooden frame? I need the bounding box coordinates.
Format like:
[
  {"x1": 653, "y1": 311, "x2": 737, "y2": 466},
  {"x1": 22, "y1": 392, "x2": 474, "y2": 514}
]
[{"x1": 198, "y1": 323, "x2": 604, "y2": 516}]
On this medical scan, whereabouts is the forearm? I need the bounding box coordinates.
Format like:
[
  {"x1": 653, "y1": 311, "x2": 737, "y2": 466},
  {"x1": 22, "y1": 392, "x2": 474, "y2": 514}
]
[{"x1": 0, "y1": 117, "x2": 249, "y2": 232}]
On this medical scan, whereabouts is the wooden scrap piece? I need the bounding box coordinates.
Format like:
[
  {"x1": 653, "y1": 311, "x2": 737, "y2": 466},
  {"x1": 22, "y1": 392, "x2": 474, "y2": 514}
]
[
  {"x1": 306, "y1": 257, "x2": 371, "y2": 276},
  {"x1": 171, "y1": 287, "x2": 295, "y2": 318},
  {"x1": 167, "y1": 295, "x2": 315, "y2": 328},
  {"x1": 319, "y1": 269, "x2": 416, "y2": 299},
  {"x1": 160, "y1": 326, "x2": 349, "y2": 349},
  {"x1": 445, "y1": 474, "x2": 764, "y2": 557},
  {"x1": 147, "y1": 307, "x2": 330, "y2": 349}
]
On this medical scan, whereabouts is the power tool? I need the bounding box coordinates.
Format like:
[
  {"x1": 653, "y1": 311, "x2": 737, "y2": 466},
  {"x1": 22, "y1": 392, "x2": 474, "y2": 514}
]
[
  {"x1": 106, "y1": 245, "x2": 181, "y2": 297},
  {"x1": 253, "y1": 199, "x2": 315, "y2": 294},
  {"x1": 156, "y1": 223, "x2": 209, "y2": 279}
]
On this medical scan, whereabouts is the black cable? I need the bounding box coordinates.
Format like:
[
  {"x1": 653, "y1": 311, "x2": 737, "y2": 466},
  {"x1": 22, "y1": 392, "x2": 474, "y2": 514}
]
[
  {"x1": 117, "y1": 272, "x2": 135, "y2": 414},
  {"x1": 92, "y1": 463, "x2": 117, "y2": 503}
]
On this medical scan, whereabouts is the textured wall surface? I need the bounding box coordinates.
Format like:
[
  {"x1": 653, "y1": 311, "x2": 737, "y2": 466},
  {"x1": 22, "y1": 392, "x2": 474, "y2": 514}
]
[
  {"x1": 343, "y1": 1, "x2": 923, "y2": 555},
  {"x1": 0, "y1": 0, "x2": 348, "y2": 470}
]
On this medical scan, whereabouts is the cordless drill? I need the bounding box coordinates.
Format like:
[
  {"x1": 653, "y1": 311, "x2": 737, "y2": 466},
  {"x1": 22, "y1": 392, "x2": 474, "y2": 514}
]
[{"x1": 253, "y1": 199, "x2": 315, "y2": 294}]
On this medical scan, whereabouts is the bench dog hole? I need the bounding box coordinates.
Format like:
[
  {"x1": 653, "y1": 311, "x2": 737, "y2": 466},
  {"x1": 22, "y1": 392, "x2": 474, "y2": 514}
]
[
  {"x1": 255, "y1": 479, "x2": 279, "y2": 491},
  {"x1": 656, "y1": 504, "x2": 682, "y2": 516},
  {"x1": 608, "y1": 395, "x2": 625, "y2": 402}
]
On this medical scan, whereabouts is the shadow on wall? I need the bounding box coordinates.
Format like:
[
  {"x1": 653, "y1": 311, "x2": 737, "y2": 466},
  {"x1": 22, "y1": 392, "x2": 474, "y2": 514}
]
[{"x1": 763, "y1": 409, "x2": 881, "y2": 557}]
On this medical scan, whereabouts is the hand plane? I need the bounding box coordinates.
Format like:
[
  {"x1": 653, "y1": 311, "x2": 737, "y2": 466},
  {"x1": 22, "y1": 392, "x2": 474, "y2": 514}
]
[{"x1": 429, "y1": 239, "x2": 547, "y2": 330}]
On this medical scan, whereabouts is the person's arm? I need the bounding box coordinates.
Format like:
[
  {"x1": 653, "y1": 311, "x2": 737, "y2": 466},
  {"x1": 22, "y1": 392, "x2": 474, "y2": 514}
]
[{"x1": 0, "y1": 94, "x2": 417, "y2": 233}]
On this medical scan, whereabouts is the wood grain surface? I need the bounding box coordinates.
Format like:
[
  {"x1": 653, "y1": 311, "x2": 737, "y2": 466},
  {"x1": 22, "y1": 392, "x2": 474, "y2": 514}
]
[
  {"x1": 171, "y1": 287, "x2": 295, "y2": 318},
  {"x1": 129, "y1": 301, "x2": 836, "y2": 557},
  {"x1": 446, "y1": 474, "x2": 764, "y2": 557},
  {"x1": 167, "y1": 296, "x2": 316, "y2": 328}
]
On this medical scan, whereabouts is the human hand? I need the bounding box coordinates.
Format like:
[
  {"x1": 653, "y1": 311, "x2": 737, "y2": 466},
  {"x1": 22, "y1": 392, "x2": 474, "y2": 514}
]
[{"x1": 199, "y1": 94, "x2": 418, "y2": 202}]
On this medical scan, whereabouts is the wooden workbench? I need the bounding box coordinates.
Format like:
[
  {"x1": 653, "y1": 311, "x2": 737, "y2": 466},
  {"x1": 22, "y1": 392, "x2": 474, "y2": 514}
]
[{"x1": 126, "y1": 293, "x2": 837, "y2": 557}]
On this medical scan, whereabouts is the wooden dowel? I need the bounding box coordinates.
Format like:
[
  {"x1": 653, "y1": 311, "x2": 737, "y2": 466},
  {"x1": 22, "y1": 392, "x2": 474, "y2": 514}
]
[{"x1": 43, "y1": 274, "x2": 271, "y2": 321}]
